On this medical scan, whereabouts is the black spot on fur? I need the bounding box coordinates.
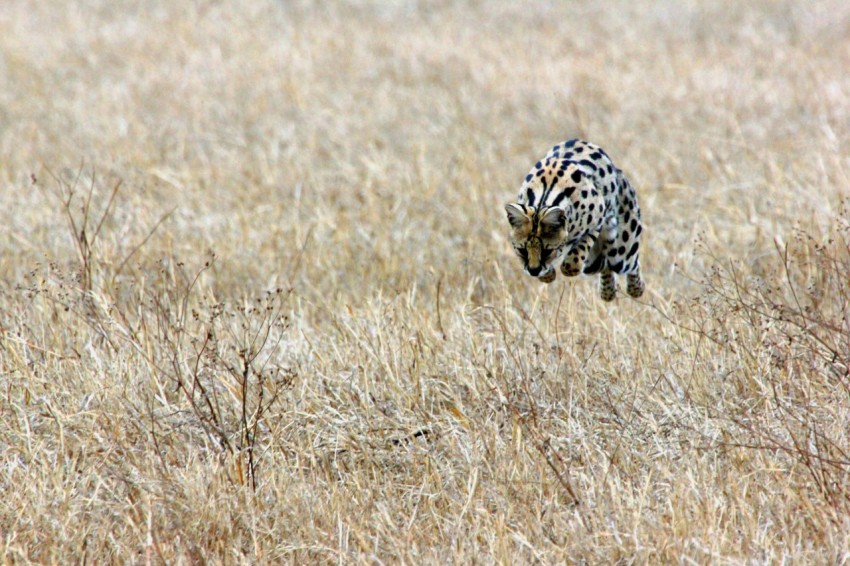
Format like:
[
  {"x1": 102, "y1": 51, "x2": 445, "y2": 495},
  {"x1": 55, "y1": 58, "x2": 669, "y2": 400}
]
[
  {"x1": 630, "y1": 219, "x2": 638, "y2": 231},
  {"x1": 626, "y1": 242, "x2": 639, "y2": 259},
  {"x1": 526, "y1": 188, "x2": 535, "y2": 206},
  {"x1": 551, "y1": 191, "x2": 568, "y2": 206},
  {"x1": 571, "y1": 170, "x2": 582, "y2": 183},
  {"x1": 585, "y1": 254, "x2": 604, "y2": 274}
]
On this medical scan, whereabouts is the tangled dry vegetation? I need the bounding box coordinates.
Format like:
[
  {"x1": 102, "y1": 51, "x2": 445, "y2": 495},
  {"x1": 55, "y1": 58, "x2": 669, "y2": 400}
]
[{"x1": 1, "y1": 1, "x2": 849, "y2": 563}]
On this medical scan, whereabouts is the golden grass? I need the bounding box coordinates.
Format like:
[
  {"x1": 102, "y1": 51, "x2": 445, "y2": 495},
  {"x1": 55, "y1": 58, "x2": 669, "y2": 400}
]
[{"x1": 1, "y1": 0, "x2": 849, "y2": 563}]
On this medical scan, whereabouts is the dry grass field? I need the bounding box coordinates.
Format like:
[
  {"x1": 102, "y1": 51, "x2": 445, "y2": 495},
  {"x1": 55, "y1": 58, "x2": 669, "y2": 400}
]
[{"x1": 2, "y1": 0, "x2": 850, "y2": 563}]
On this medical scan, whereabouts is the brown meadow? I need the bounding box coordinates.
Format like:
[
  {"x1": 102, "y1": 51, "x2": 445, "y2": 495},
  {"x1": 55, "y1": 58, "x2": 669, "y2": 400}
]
[{"x1": 1, "y1": 1, "x2": 849, "y2": 563}]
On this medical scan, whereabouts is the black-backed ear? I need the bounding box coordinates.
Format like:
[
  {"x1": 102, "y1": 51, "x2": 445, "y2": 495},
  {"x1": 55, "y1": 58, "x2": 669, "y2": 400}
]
[
  {"x1": 505, "y1": 203, "x2": 530, "y2": 229},
  {"x1": 539, "y1": 207, "x2": 566, "y2": 231}
]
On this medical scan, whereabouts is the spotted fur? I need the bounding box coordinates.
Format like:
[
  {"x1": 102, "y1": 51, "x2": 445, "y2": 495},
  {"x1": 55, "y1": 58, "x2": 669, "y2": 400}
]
[{"x1": 505, "y1": 139, "x2": 645, "y2": 301}]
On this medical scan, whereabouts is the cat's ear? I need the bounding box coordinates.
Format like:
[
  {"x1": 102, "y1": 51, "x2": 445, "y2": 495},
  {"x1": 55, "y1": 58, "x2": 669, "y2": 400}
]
[
  {"x1": 539, "y1": 206, "x2": 566, "y2": 232},
  {"x1": 505, "y1": 203, "x2": 531, "y2": 229}
]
